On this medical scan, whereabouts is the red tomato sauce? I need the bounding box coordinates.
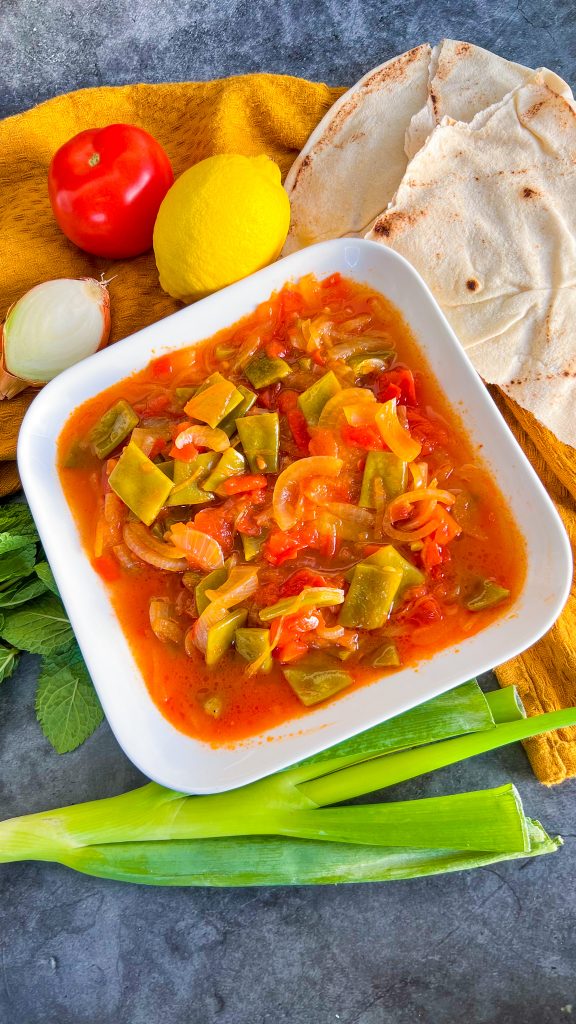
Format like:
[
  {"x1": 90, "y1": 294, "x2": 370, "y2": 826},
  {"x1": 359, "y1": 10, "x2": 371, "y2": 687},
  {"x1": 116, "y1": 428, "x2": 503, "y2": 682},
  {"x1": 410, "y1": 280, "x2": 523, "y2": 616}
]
[{"x1": 58, "y1": 273, "x2": 526, "y2": 745}]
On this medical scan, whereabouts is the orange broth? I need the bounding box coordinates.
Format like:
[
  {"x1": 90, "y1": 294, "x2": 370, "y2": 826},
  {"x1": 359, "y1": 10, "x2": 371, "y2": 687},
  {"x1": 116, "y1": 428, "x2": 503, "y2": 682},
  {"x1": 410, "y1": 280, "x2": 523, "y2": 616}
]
[{"x1": 58, "y1": 273, "x2": 526, "y2": 745}]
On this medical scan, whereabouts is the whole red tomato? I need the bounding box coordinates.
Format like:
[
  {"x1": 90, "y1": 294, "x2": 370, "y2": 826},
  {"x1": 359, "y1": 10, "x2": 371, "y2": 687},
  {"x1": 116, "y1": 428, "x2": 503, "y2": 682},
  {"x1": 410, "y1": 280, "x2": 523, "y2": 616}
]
[{"x1": 48, "y1": 124, "x2": 174, "y2": 259}]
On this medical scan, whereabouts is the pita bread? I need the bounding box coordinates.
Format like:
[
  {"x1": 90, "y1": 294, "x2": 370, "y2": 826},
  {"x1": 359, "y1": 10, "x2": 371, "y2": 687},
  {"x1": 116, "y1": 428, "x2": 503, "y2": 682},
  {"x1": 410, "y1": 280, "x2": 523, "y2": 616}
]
[
  {"x1": 404, "y1": 39, "x2": 573, "y2": 159},
  {"x1": 282, "y1": 45, "x2": 431, "y2": 254},
  {"x1": 367, "y1": 77, "x2": 576, "y2": 447}
]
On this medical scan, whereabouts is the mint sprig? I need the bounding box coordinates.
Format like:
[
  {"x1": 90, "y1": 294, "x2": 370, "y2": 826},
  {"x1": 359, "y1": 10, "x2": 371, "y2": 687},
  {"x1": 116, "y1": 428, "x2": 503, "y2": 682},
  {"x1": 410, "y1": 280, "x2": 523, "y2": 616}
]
[
  {"x1": 0, "y1": 500, "x2": 103, "y2": 753},
  {"x1": 0, "y1": 644, "x2": 19, "y2": 684},
  {"x1": 36, "y1": 644, "x2": 103, "y2": 753},
  {"x1": 1, "y1": 594, "x2": 75, "y2": 655}
]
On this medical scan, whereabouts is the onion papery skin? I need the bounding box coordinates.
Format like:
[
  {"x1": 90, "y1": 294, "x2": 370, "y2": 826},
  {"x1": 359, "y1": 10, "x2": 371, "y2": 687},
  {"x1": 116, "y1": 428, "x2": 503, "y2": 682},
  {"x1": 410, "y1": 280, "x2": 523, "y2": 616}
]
[{"x1": 0, "y1": 278, "x2": 110, "y2": 399}]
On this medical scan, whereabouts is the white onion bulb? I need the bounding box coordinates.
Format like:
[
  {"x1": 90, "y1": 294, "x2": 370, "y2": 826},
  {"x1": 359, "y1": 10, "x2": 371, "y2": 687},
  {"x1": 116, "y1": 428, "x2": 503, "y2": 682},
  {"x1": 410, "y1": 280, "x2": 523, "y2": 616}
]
[{"x1": 0, "y1": 277, "x2": 110, "y2": 399}]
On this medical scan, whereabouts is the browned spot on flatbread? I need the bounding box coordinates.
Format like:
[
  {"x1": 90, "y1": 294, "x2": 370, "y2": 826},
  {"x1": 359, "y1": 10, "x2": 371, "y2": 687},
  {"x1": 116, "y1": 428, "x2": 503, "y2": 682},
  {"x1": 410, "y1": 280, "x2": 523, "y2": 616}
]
[
  {"x1": 321, "y1": 45, "x2": 430, "y2": 142},
  {"x1": 466, "y1": 278, "x2": 479, "y2": 291},
  {"x1": 430, "y1": 90, "x2": 439, "y2": 117},
  {"x1": 523, "y1": 99, "x2": 546, "y2": 120},
  {"x1": 522, "y1": 83, "x2": 576, "y2": 128},
  {"x1": 522, "y1": 186, "x2": 540, "y2": 199},
  {"x1": 434, "y1": 41, "x2": 472, "y2": 82},
  {"x1": 345, "y1": 131, "x2": 367, "y2": 145},
  {"x1": 372, "y1": 207, "x2": 427, "y2": 240},
  {"x1": 372, "y1": 220, "x2": 392, "y2": 238},
  {"x1": 291, "y1": 153, "x2": 311, "y2": 191},
  {"x1": 362, "y1": 45, "x2": 429, "y2": 91}
]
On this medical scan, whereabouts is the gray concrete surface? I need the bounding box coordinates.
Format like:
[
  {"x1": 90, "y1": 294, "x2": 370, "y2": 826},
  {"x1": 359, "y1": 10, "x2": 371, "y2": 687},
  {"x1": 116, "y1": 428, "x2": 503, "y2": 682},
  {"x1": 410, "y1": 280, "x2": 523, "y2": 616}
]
[{"x1": 1, "y1": 2, "x2": 575, "y2": 1022}]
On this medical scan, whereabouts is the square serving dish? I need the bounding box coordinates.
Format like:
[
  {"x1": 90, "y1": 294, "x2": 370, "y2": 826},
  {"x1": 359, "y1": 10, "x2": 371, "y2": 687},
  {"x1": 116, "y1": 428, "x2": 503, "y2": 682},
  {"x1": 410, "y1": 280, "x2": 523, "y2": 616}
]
[{"x1": 18, "y1": 239, "x2": 572, "y2": 793}]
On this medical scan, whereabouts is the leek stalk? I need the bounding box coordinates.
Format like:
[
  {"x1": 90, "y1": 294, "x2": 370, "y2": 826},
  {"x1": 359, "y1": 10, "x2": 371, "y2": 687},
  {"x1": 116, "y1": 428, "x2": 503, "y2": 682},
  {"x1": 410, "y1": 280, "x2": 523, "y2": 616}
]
[
  {"x1": 300, "y1": 707, "x2": 576, "y2": 805},
  {"x1": 0, "y1": 784, "x2": 532, "y2": 862},
  {"x1": 298, "y1": 681, "x2": 522, "y2": 772},
  {"x1": 0, "y1": 687, "x2": 571, "y2": 886},
  {"x1": 48, "y1": 818, "x2": 559, "y2": 887}
]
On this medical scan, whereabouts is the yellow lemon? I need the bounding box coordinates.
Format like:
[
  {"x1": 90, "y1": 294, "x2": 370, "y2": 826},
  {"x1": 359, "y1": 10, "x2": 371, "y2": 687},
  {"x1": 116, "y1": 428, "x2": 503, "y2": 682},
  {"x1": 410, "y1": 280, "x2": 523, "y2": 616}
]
[{"x1": 153, "y1": 154, "x2": 290, "y2": 302}]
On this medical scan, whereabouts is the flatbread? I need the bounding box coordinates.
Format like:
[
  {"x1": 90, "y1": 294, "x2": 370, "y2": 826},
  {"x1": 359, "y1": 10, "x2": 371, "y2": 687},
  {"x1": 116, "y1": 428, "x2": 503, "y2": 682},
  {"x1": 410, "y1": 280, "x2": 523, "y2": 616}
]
[
  {"x1": 367, "y1": 77, "x2": 576, "y2": 447},
  {"x1": 281, "y1": 45, "x2": 432, "y2": 254},
  {"x1": 404, "y1": 39, "x2": 572, "y2": 159}
]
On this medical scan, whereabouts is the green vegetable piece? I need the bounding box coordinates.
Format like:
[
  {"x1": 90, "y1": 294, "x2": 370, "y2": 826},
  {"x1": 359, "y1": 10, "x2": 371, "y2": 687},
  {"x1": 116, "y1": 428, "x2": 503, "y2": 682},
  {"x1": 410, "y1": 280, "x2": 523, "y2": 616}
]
[
  {"x1": 157, "y1": 460, "x2": 175, "y2": 480},
  {"x1": 244, "y1": 353, "x2": 291, "y2": 389},
  {"x1": 195, "y1": 372, "x2": 225, "y2": 394},
  {"x1": 61, "y1": 440, "x2": 91, "y2": 469},
  {"x1": 219, "y1": 385, "x2": 257, "y2": 436},
  {"x1": 333, "y1": 650, "x2": 354, "y2": 662},
  {"x1": 364, "y1": 545, "x2": 424, "y2": 598},
  {"x1": 205, "y1": 608, "x2": 248, "y2": 666},
  {"x1": 339, "y1": 564, "x2": 402, "y2": 630},
  {"x1": 235, "y1": 628, "x2": 273, "y2": 672},
  {"x1": 214, "y1": 342, "x2": 238, "y2": 360},
  {"x1": 297, "y1": 371, "x2": 341, "y2": 426},
  {"x1": 359, "y1": 451, "x2": 408, "y2": 508},
  {"x1": 348, "y1": 351, "x2": 393, "y2": 373},
  {"x1": 175, "y1": 454, "x2": 218, "y2": 484},
  {"x1": 167, "y1": 453, "x2": 218, "y2": 506},
  {"x1": 467, "y1": 581, "x2": 511, "y2": 612},
  {"x1": 109, "y1": 442, "x2": 173, "y2": 526},
  {"x1": 90, "y1": 400, "x2": 139, "y2": 459},
  {"x1": 174, "y1": 386, "x2": 198, "y2": 407},
  {"x1": 236, "y1": 412, "x2": 280, "y2": 473},
  {"x1": 130, "y1": 427, "x2": 169, "y2": 457},
  {"x1": 371, "y1": 642, "x2": 401, "y2": 668},
  {"x1": 283, "y1": 658, "x2": 353, "y2": 706},
  {"x1": 202, "y1": 447, "x2": 246, "y2": 492},
  {"x1": 184, "y1": 378, "x2": 244, "y2": 428},
  {"x1": 195, "y1": 565, "x2": 229, "y2": 616},
  {"x1": 241, "y1": 531, "x2": 267, "y2": 562},
  {"x1": 260, "y1": 587, "x2": 345, "y2": 623}
]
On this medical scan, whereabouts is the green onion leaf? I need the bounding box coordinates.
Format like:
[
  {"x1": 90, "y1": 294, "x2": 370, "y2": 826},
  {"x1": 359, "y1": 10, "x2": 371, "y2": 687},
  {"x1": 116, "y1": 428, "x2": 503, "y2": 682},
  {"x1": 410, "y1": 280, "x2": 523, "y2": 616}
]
[{"x1": 32, "y1": 816, "x2": 556, "y2": 887}]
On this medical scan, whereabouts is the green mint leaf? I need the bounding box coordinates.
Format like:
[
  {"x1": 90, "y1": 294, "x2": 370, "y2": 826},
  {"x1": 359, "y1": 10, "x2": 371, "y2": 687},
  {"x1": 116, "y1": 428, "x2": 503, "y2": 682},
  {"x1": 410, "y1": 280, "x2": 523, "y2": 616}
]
[
  {"x1": 0, "y1": 575, "x2": 47, "y2": 608},
  {"x1": 0, "y1": 502, "x2": 39, "y2": 540},
  {"x1": 0, "y1": 643, "x2": 19, "y2": 684},
  {"x1": 36, "y1": 646, "x2": 103, "y2": 753},
  {"x1": 0, "y1": 532, "x2": 36, "y2": 555},
  {"x1": 0, "y1": 544, "x2": 37, "y2": 584},
  {"x1": 0, "y1": 594, "x2": 74, "y2": 654},
  {"x1": 40, "y1": 640, "x2": 85, "y2": 674},
  {"x1": 34, "y1": 561, "x2": 59, "y2": 596}
]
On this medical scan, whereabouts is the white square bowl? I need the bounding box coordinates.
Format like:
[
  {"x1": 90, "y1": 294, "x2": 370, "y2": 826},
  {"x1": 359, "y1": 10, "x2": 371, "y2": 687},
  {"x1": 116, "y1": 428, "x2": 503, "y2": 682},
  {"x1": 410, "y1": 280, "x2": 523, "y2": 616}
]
[{"x1": 18, "y1": 239, "x2": 572, "y2": 793}]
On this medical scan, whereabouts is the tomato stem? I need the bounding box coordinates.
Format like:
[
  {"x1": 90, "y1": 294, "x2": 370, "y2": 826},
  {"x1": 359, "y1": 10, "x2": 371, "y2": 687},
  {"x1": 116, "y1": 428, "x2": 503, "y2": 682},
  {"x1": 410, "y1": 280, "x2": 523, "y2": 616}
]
[{"x1": 88, "y1": 152, "x2": 101, "y2": 167}]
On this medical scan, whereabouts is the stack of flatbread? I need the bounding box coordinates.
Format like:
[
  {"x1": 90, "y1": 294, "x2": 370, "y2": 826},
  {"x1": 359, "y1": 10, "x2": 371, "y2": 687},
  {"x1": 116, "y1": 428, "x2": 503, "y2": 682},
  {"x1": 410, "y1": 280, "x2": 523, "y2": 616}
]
[{"x1": 282, "y1": 40, "x2": 576, "y2": 448}]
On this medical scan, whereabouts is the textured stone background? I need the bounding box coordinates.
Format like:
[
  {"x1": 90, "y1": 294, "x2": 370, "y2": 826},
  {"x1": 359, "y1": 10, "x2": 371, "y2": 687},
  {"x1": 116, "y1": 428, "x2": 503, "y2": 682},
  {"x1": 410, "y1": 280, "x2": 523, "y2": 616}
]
[
  {"x1": 1, "y1": 0, "x2": 575, "y2": 116},
  {"x1": 0, "y1": 2, "x2": 575, "y2": 1022}
]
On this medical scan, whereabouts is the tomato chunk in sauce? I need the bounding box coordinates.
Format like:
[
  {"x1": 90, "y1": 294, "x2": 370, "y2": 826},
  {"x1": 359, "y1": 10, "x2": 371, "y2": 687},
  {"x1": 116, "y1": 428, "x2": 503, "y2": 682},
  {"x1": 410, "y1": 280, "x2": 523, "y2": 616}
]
[{"x1": 58, "y1": 273, "x2": 525, "y2": 744}]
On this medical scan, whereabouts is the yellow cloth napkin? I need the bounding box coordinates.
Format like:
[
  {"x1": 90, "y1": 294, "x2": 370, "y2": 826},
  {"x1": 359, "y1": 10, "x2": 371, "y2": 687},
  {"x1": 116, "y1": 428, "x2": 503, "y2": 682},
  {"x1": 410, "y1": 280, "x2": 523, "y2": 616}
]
[{"x1": 0, "y1": 75, "x2": 574, "y2": 783}]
